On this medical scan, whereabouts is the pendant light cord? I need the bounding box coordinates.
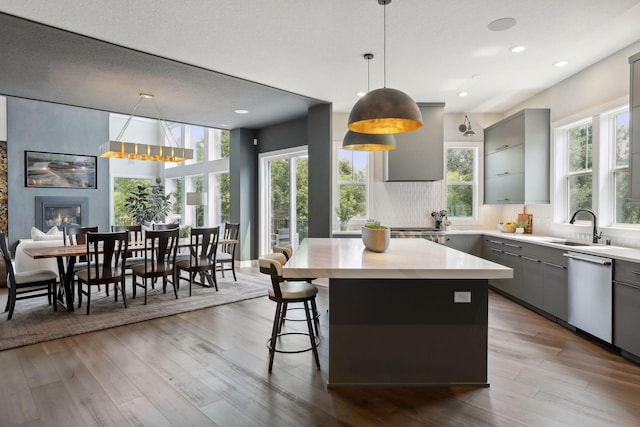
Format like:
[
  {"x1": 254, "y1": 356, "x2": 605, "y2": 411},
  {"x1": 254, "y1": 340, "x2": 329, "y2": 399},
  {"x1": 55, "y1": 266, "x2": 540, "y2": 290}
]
[{"x1": 383, "y1": 1, "x2": 387, "y2": 88}]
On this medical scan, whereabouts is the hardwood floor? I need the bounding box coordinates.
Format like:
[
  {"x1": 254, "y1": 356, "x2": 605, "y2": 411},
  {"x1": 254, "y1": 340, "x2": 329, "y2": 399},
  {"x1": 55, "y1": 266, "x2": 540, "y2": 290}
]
[{"x1": 1, "y1": 270, "x2": 640, "y2": 426}]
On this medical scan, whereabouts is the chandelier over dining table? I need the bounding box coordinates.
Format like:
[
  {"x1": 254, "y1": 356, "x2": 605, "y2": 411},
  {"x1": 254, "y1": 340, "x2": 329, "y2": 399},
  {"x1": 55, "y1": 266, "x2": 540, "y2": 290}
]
[{"x1": 99, "y1": 93, "x2": 194, "y2": 162}]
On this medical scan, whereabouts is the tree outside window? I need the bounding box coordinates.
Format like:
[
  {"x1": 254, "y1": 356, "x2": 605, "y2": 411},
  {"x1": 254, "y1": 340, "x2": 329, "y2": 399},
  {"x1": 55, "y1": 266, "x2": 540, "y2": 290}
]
[
  {"x1": 337, "y1": 149, "x2": 368, "y2": 221},
  {"x1": 113, "y1": 177, "x2": 152, "y2": 225},
  {"x1": 613, "y1": 110, "x2": 640, "y2": 223},
  {"x1": 446, "y1": 148, "x2": 475, "y2": 217},
  {"x1": 566, "y1": 122, "x2": 593, "y2": 218}
]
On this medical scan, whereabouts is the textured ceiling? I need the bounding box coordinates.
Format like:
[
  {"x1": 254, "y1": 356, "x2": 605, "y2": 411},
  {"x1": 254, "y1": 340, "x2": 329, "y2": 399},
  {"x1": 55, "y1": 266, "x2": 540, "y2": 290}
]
[{"x1": 1, "y1": 0, "x2": 640, "y2": 128}]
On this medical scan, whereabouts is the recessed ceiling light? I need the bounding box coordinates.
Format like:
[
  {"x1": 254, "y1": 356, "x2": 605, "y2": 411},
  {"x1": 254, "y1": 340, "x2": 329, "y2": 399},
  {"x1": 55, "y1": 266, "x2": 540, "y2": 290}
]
[
  {"x1": 554, "y1": 60, "x2": 568, "y2": 67},
  {"x1": 457, "y1": 92, "x2": 468, "y2": 97},
  {"x1": 510, "y1": 45, "x2": 526, "y2": 53},
  {"x1": 488, "y1": 17, "x2": 516, "y2": 32},
  {"x1": 220, "y1": 124, "x2": 228, "y2": 127},
  {"x1": 234, "y1": 109, "x2": 249, "y2": 114}
]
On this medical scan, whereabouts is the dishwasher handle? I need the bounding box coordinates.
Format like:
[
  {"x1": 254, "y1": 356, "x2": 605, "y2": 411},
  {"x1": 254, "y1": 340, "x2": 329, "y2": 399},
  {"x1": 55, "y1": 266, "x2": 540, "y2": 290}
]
[{"x1": 563, "y1": 253, "x2": 612, "y2": 265}]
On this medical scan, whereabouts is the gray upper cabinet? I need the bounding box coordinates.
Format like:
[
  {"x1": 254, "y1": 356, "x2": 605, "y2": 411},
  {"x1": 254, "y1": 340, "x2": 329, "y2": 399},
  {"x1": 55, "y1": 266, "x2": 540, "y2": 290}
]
[
  {"x1": 628, "y1": 52, "x2": 640, "y2": 200},
  {"x1": 484, "y1": 109, "x2": 550, "y2": 204},
  {"x1": 383, "y1": 103, "x2": 444, "y2": 181}
]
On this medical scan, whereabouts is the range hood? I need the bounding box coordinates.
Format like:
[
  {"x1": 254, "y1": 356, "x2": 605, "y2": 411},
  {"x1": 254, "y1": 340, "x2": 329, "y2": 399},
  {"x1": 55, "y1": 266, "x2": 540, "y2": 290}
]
[{"x1": 383, "y1": 102, "x2": 444, "y2": 182}]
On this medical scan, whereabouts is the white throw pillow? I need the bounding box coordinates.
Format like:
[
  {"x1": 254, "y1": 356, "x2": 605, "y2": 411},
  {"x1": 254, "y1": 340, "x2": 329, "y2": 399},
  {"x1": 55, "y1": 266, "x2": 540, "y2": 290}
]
[{"x1": 31, "y1": 226, "x2": 63, "y2": 241}]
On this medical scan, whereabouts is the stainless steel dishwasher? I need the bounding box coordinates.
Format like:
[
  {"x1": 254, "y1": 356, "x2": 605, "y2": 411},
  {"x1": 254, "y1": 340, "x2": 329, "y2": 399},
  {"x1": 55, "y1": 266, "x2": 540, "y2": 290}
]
[{"x1": 564, "y1": 251, "x2": 613, "y2": 343}]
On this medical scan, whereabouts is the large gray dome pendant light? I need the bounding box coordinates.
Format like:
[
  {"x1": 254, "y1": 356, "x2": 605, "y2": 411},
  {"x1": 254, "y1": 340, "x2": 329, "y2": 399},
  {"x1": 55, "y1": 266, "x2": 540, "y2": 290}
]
[
  {"x1": 343, "y1": 53, "x2": 396, "y2": 151},
  {"x1": 348, "y1": 0, "x2": 423, "y2": 135}
]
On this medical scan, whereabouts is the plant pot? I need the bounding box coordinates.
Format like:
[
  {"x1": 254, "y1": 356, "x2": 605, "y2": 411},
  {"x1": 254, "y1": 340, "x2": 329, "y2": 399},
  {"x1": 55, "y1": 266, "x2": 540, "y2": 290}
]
[
  {"x1": 515, "y1": 227, "x2": 525, "y2": 234},
  {"x1": 340, "y1": 224, "x2": 348, "y2": 231},
  {"x1": 361, "y1": 226, "x2": 390, "y2": 253}
]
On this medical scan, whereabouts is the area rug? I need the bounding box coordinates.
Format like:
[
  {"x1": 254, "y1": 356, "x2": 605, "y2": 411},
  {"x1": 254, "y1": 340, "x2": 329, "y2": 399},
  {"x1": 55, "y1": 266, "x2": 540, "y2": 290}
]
[{"x1": 0, "y1": 270, "x2": 270, "y2": 351}]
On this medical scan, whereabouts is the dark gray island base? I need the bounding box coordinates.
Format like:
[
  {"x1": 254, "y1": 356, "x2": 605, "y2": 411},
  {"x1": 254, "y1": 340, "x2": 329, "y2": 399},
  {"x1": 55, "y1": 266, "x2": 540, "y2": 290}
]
[{"x1": 328, "y1": 278, "x2": 489, "y2": 387}]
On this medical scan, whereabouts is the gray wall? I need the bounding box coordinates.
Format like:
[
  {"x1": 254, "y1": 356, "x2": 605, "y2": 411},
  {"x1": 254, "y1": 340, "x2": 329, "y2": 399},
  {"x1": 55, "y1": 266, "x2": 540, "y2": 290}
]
[
  {"x1": 7, "y1": 97, "x2": 110, "y2": 247},
  {"x1": 230, "y1": 128, "x2": 257, "y2": 260},
  {"x1": 256, "y1": 117, "x2": 307, "y2": 154},
  {"x1": 307, "y1": 104, "x2": 332, "y2": 237}
]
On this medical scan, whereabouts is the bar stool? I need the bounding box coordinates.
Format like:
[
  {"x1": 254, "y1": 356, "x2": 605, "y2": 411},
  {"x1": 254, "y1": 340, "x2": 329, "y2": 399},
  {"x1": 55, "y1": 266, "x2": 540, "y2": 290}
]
[
  {"x1": 264, "y1": 248, "x2": 320, "y2": 335},
  {"x1": 259, "y1": 253, "x2": 320, "y2": 372}
]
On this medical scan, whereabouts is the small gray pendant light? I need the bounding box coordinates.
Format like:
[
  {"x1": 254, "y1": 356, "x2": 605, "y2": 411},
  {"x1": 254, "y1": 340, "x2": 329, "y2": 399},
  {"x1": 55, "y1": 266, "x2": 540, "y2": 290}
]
[
  {"x1": 343, "y1": 53, "x2": 396, "y2": 151},
  {"x1": 348, "y1": 0, "x2": 423, "y2": 135}
]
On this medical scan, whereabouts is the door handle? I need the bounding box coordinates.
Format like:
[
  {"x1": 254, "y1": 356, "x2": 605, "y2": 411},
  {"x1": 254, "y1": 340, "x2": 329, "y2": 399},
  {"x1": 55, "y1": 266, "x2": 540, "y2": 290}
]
[{"x1": 563, "y1": 253, "x2": 612, "y2": 265}]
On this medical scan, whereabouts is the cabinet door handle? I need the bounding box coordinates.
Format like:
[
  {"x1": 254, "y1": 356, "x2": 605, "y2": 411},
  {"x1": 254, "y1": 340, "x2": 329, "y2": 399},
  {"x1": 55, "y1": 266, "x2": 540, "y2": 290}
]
[
  {"x1": 632, "y1": 270, "x2": 640, "y2": 276},
  {"x1": 614, "y1": 280, "x2": 640, "y2": 291},
  {"x1": 490, "y1": 248, "x2": 504, "y2": 254},
  {"x1": 521, "y1": 256, "x2": 540, "y2": 262},
  {"x1": 495, "y1": 144, "x2": 510, "y2": 151},
  {"x1": 542, "y1": 261, "x2": 566, "y2": 269},
  {"x1": 496, "y1": 171, "x2": 510, "y2": 176},
  {"x1": 488, "y1": 240, "x2": 504, "y2": 245},
  {"x1": 504, "y1": 251, "x2": 520, "y2": 257},
  {"x1": 504, "y1": 243, "x2": 521, "y2": 248},
  {"x1": 498, "y1": 198, "x2": 510, "y2": 201}
]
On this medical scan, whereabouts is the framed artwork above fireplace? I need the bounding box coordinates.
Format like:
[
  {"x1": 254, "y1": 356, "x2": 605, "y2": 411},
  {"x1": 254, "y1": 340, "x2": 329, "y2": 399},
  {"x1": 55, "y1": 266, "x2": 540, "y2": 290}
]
[{"x1": 25, "y1": 150, "x2": 97, "y2": 189}]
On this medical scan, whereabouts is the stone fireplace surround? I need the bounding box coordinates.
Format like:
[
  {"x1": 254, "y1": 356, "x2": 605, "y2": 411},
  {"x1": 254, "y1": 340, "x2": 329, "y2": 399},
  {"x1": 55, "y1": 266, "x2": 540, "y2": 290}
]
[{"x1": 34, "y1": 196, "x2": 88, "y2": 232}]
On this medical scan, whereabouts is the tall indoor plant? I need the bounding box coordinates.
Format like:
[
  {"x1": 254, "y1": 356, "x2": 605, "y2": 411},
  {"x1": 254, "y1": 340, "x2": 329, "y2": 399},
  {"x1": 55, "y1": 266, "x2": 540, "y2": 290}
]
[{"x1": 125, "y1": 184, "x2": 173, "y2": 225}]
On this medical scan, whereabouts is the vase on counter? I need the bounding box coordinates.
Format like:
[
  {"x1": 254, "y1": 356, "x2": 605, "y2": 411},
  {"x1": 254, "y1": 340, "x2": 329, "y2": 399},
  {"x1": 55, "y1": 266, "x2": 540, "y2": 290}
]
[{"x1": 362, "y1": 225, "x2": 390, "y2": 252}]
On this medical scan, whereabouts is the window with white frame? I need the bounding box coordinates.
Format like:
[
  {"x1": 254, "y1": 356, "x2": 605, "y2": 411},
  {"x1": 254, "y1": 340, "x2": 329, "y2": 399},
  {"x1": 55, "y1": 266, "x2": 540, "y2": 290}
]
[
  {"x1": 611, "y1": 109, "x2": 640, "y2": 224},
  {"x1": 446, "y1": 142, "x2": 482, "y2": 221},
  {"x1": 564, "y1": 120, "x2": 593, "y2": 219},
  {"x1": 555, "y1": 107, "x2": 640, "y2": 227},
  {"x1": 446, "y1": 146, "x2": 478, "y2": 218},
  {"x1": 335, "y1": 146, "x2": 370, "y2": 225}
]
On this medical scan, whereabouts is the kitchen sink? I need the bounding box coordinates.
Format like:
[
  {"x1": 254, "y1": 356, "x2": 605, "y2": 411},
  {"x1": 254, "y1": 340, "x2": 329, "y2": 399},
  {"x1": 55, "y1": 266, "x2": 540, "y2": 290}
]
[{"x1": 549, "y1": 240, "x2": 592, "y2": 247}]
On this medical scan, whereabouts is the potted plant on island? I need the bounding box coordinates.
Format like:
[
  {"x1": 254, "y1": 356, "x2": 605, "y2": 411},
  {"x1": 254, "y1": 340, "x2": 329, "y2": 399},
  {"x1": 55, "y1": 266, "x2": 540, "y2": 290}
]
[
  {"x1": 335, "y1": 205, "x2": 354, "y2": 231},
  {"x1": 362, "y1": 222, "x2": 390, "y2": 253}
]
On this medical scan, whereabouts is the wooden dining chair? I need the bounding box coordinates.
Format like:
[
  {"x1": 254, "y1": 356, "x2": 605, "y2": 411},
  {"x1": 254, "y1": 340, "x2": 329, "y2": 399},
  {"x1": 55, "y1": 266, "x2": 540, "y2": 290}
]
[
  {"x1": 76, "y1": 231, "x2": 129, "y2": 315},
  {"x1": 64, "y1": 225, "x2": 100, "y2": 298},
  {"x1": 131, "y1": 229, "x2": 179, "y2": 304},
  {"x1": 111, "y1": 225, "x2": 144, "y2": 271},
  {"x1": 152, "y1": 223, "x2": 179, "y2": 230},
  {"x1": 217, "y1": 222, "x2": 239, "y2": 281},
  {"x1": 176, "y1": 226, "x2": 220, "y2": 296},
  {"x1": 1, "y1": 232, "x2": 58, "y2": 320}
]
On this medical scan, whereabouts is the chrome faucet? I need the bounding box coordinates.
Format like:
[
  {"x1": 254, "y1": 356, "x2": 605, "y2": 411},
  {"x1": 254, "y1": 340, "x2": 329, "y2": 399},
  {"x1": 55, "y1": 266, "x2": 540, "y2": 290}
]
[{"x1": 569, "y1": 209, "x2": 602, "y2": 244}]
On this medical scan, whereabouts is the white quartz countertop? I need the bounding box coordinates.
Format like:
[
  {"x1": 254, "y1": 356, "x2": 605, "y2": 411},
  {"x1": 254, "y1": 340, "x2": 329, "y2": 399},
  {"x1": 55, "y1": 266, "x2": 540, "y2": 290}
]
[
  {"x1": 469, "y1": 231, "x2": 640, "y2": 262},
  {"x1": 282, "y1": 238, "x2": 513, "y2": 280}
]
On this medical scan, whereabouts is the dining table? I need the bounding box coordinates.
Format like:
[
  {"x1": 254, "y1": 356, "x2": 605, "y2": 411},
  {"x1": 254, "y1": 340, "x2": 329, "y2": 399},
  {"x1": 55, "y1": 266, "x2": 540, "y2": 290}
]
[{"x1": 23, "y1": 237, "x2": 237, "y2": 312}]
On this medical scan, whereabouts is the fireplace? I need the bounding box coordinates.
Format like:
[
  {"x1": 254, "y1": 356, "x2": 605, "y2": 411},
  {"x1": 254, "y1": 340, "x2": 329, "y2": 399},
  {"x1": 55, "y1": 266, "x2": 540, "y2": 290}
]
[{"x1": 35, "y1": 196, "x2": 89, "y2": 231}]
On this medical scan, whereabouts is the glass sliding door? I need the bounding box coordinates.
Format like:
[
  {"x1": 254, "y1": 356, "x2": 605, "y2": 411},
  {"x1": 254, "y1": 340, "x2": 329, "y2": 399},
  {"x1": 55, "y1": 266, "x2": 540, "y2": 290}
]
[{"x1": 259, "y1": 147, "x2": 308, "y2": 255}]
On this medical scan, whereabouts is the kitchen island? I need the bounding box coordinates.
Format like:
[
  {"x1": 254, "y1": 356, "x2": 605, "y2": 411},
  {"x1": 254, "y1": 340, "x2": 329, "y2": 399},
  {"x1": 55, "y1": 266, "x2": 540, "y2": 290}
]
[{"x1": 283, "y1": 238, "x2": 512, "y2": 387}]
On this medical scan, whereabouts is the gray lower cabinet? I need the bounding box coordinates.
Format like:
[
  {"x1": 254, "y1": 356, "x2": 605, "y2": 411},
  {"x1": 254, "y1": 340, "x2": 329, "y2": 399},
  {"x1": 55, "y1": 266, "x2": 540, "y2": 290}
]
[
  {"x1": 541, "y1": 258, "x2": 568, "y2": 321},
  {"x1": 613, "y1": 260, "x2": 640, "y2": 358},
  {"x1": 483, "y1": 237, "x2": 568, "y2": 321},
  {"x1": 444, "y1": 234, "x2": 481, "y2": 256},
  {"x1": 521, "y1": 255, "x2": 543, "y2": 307},
  {"x1": 484, "y1": 237, "x2": 522, "y2": 298}
]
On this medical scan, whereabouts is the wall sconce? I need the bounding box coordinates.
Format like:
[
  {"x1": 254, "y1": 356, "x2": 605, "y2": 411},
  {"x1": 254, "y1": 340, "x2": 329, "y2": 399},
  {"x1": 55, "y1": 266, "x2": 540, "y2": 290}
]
[{"x1": 458, "y1": 115, "x2": 476, "y2": 137}]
